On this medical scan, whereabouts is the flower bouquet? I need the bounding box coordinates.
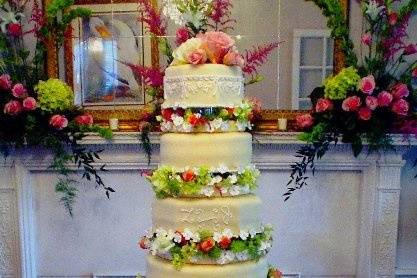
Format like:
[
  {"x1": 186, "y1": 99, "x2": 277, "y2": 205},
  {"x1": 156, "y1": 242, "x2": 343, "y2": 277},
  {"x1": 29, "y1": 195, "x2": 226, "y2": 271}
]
[
  {"x1": 286, "y1": 0, "x2": 417, "y2": 199},
  {"x1": 127, "y1": 0, "x2": 279, "y2": 160},
  {"x1": 0, "y1": 0, "x2": 113, "y2": 215}
]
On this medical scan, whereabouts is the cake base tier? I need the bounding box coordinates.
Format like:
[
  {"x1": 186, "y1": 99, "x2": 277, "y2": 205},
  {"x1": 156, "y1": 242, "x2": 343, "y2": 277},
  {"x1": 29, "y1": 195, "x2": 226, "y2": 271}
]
[
  {"x1": 146, "y1": 255, "x2": 268, "y2": 278},
  {"x1": 160, "y1": 132, "x2": 252, "y2": 169},
  {"x1": 152, "y1": 195, "x2": 262, "y2": 234}
]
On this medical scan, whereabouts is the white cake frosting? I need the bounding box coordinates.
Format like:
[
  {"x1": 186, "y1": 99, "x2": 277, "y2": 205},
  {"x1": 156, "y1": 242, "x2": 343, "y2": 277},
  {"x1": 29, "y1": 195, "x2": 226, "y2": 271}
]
[
  {"x1": 163, "y1": 64, "x2": 244, "y2": 108},
  {"x1": 160, "y1": 132, "x2": 252, "y2": 169},
  {"x1": 147, "y1": 256, "x2": 269, "y2": 278},
  {"x1": 152, "y1": 195, "x2": 262, "y2": 234}
]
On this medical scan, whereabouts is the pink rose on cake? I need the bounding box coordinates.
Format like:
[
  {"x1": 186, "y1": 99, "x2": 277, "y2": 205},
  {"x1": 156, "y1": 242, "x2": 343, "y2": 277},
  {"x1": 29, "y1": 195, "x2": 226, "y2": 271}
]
[
  {"x1": 199, "y1": 31, "x2": 235, "y2": 64},
  {"x1": 223, "y1": 51, "x2": 245, "y2": 68},
  {"x1": 171, "y1": 38, "x2": 206, "y2": 66},
  {"x1": 187, "y1": 49, "x2": 207, "y2": 65}
]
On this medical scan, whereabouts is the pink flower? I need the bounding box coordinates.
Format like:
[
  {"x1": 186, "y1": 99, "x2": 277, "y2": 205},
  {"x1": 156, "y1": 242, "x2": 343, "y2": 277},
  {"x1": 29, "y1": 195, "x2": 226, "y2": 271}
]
[
  {"x1": 377, "y1": 91, "x2": 393, "y2": 107},
  {"x1": 187, "y1": 49, "x2": 207, "y2": 65},
  {"x1": 391, "y1": 83, "x2": 409, "y2": 99},
  {"x1": 296, "y1": 113, "x2": 314, "y2": 129},
  {"x1": 0, "y1": 74, "x2": 12, "y2": 90},
  {"x1": 365, "y1": 96, "x2": 378, "y2": 110},
  {"x1": 404, "y1": 44, "x2": 417, "y2": 55},
  {"x1": 11, "y1": 83, "x2": 27, "y2": 98},
  {"x1": 175, "y1": 27, "x2": 190, "y2": 46},
  {"x1": 359, "y1": 75, "x2": 376, "y2": 94},
  {"x1": 342, "y1": 96, "x2": 361, "y2": 112},
  {"x1": 49, "y1": 114, "x2": 68, "y2": 130},
  {"x1": 361, "y1": 33, "x2": 372, "y2": 46},
  {"x1": 223, "y1": 51, "x2": 245, "y2": 68},
  {"x1": 75, "y1": 114, "x2": 94, "y2": 126},
  {"x1": 200, "y1": 31, "x2": 235, "y2": 64},
  {"x1": 4, "y1": 100, "x2": 22, "y2": 116},
  {"x1": 412, "y1": 68, "x2": 417, "y2": 78},
  {"x1": 388, "y1": 12, "x2": 398, "y2": 25},
  {"x1": 315, "y1": 98, "x2": 333, "y2": 113},
  {"x1": 22, "y1": 97, "x2": 37, "y2": 111},
  {"x1": 358, "y1": 107, "x2": 372, "y2": 121},
  {"x1": 391, "y1": 99, "x2": 409, "y2": 116},
  {"x1": 7, "y1": 23, "x2": 22, "y2": 37}
]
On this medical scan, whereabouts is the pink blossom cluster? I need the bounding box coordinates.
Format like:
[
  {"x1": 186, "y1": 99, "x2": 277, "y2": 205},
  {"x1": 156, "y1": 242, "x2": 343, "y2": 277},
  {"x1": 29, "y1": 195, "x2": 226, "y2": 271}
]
[{"x1": 1, "y1": 74, "x2": 37, "y2": 116}]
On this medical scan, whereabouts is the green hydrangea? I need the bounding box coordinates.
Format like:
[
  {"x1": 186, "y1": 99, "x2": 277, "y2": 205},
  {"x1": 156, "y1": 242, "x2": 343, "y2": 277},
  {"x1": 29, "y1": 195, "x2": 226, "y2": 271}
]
[
  {"x1": 35, "y1": 79, "x2": 74, "y2": 112},
  {"x1": 323, "y1": 67, "x2": 360, "y2": 100}
]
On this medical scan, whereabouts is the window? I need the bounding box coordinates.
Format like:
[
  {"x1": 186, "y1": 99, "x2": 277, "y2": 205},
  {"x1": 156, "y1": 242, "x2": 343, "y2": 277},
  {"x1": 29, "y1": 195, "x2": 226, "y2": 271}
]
[{"x1": 292, "y1": 29, "x2": 334, "y2": 109}]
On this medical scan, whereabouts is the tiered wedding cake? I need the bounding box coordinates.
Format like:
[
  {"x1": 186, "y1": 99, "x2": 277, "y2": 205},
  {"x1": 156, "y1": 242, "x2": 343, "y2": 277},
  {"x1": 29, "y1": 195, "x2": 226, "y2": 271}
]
[{"x1": 140, "y1": 36, "x2": 275, "y2": 278}]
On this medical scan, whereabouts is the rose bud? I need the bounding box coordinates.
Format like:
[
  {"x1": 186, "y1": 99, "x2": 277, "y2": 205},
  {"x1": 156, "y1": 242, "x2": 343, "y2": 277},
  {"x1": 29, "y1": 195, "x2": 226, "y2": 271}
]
[
  {"x1": 391, "y1": 83, "x2": 409, "y2": 99},
  {"x1": 377, "y1": 91, "x2": 393, "y2": 107},
  {"x1": 188, "y1": 114, "x2": 201, "y2": 126},
  {"x1": 361, "y1": 33, "x2": 372, "y2": 46},
  {"x1": 218, "y1": 236, "x2": 232, "y2": 249},
  {"x1": 22, "y1": 97, "x2": 37, "y2": 111},
  {"x1": 223, "y1": 51, "x2": 245, "y2": 68},
  {"x1": 4, "y1": 100, "x2": 22, "y2": 116},
  {"x1": 358, "y1": 107, "x2": 372, "y2": 121},
  {"x1": 175, "y1": 27, "x2": 190, "y2": 46},
  {"x1": 139, "y1": 237, "x2": 151, "y2": 249},
  {"x1": 7, "y1": 23, "x2": 22, "y2": 37},
  {"x1": 388, "y1": 12, "x2": 398, "y2": 25},
  {"x1": 49, "y1": 114, "x2": 68, "y2": 130},
  {"x1": 199, "y1": 238, "x2": 215, "y2": 253},
  {"x1": 0, "y1": 74, "x2": 12, "y2": 90},
  {"x1": 181, "y1": 169, "x2": 196, "y2": 182},
  {"x1": 11, "y1": 83, "x2": 27, "y2": 98},
  {"x1": 75, "y1": 114, "x2": 94, "y2": 126},
  {"x1": 161, "y1": 108, "x2": 174, "y2": 121},
  {"x1": 391, "y1": 99, "x2": 409, "y2": 116},
  {"x1": 174, "y1": 231, "x2": 188, "y2": 246}
]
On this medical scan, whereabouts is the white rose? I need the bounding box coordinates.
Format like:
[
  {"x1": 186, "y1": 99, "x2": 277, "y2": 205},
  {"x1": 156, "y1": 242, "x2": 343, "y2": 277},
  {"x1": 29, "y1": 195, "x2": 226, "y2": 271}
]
[{"x1": 172, "y1": 38, "x2": 204, "y2": 65}]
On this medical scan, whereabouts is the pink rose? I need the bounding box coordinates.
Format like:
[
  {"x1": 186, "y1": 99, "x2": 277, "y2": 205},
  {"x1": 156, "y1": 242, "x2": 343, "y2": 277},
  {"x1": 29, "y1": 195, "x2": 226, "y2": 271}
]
[
  {"x1": 342, "y1": 96, "x2": 361, "y2": 112},
  {"x1": 391, "y1": 99, "x2": 409, "y2": 116},
  {"x1": 361, "y1": 33, "x2": 372, "y2": 46},
  {"x1": 4, "y1": 100, "x2": 22, "y2": 116},
  {"x1": 0, "y1": 74, "x2": 12, "y2": 90},
  {"x1": 49, "y1": 114, "x2": 68, "y2": 130},
  {"x1": 11, "y1": 83, "x2": 27, "y2": 98},
  {"x1": 175, "y1": 27, "x2": 190, "y2": 46},
  {"x1": 404, "y1": 44, "x2": 417, "y2": 55},
  {"x1": 315, "y1": 98, "x2": 333, "y2": 113},
  {"x1": 7, "y1": 23, "x2": 22, "y2": 37},
  {"x1": 412, "y1": 68, "x2": 417, "y2": 78},
  {"x1": 365, "y1": 96, "x2": 378, "y2": 110},
  {"x1": 75, "y1": 114, "x2": 94, "y2": 126},
  {"x1": 388, "y1": 12, "x2": 398, "y2": 25},
  {"x1": 296, "y1": 113, "x2": 314, "y2": 129},
  {"x1": 187, "y1": 49, "x2": 207, "y2": 65},
  {"x1": 391, "y1": 83, "x2": 409, "y2": 99},
  {"x1": 223, "y1": 51, "x2": 245, "y2": 68},
  {"x1": 358, "y1": 107, "x2": 372, "y2": 121},
  {"x1": 377, "y1": 91, "x2": 393, "y2": 107},
  {"x1": 359, "y1": 75, "x2": 376, "y2": 94},
  {"x1": 22, "y1": 97, "x2": 37, "y2": 111},
  {"x1": 200, "y1": 31, "x2": 235, "y2": 63}
]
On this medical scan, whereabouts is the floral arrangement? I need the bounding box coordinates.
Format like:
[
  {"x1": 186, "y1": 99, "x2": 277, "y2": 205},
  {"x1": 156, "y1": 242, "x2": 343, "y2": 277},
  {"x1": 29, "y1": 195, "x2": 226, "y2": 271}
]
[
  {"x1": 157, "y1": 99, "x2": 260, "y2": 133},
  {"x1": 131, "y1": 0, "x2": 279, "y2": 160},
  {"x1": 145, "y1": 164, "x2": 260, "y2": 198},
  {"x1": 285, "y1": 0, "x2": 417, "y2": 199},
  {"x1": 139, "y1": 225, "x2": 273, "y2": 269},
  {"x1": 0, "y1": 0, "x2": 113, "y2": 215}
]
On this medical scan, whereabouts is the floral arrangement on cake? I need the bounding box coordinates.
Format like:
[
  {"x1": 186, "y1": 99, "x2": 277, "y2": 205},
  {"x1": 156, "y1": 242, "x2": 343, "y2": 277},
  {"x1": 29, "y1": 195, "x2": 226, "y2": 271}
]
[
  {"x1": 285, "y1": 0, "x2": 417, "y2": 199},
  {"x1": 0, "y1": 0, "x2": 113, "y2": 214},
  {"x1": 128, "y1": 0, "x2": 279, "y2": 159},
  {"x1": 139, "y1": 225, "x2": 273, "y2": 269},
  {"x1": 144, "y1": 164, "x2": 260, "y2": 198}
]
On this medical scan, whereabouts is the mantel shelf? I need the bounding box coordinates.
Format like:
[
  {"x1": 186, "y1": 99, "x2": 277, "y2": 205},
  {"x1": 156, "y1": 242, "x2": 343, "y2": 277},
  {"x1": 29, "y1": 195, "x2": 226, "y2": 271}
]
[{"x1": 80, "y1": 131, "x2": 417, "y2": 147}]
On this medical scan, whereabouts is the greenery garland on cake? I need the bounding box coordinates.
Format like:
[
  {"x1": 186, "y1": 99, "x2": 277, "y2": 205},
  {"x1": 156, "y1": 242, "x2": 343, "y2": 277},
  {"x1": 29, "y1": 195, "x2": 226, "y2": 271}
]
[
  {"x1": 285, "y1": 0, "x2": 417, "y2": 200},
  {"x1": 0, "y1": 0, "x2": 113, "y2": 215}
]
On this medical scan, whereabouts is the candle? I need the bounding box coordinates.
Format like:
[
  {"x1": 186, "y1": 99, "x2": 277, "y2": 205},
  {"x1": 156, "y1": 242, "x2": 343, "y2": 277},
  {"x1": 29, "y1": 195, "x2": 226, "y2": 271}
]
[
  {"x1": 109, "y1": 118, "x2": 119, "y2": 131},
  {"x1": 277, "y1": 118, "x2": 287, "y2": 131}
]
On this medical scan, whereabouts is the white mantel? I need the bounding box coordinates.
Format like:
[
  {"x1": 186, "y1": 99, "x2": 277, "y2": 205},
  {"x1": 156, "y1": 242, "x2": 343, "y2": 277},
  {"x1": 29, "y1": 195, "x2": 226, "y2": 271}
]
[{"x1": 0, "y1": 132, "x2": 416, "y2": 278}]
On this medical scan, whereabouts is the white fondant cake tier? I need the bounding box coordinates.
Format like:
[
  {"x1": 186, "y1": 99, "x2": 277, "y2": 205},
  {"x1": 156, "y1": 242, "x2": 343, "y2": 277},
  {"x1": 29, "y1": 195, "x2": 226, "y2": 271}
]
[
  {"x1": 163, "y1": 64, "x2": 244, "y2": 108},
  {"x1": 152, "y1": 195, "x2": 262, "y2": 234},
  {"x1": 160, "y1": 132, "x2": 252, "y2": 169},
  {"x1": 147, "y1": 256, "x2": 268, "y2": 278}
]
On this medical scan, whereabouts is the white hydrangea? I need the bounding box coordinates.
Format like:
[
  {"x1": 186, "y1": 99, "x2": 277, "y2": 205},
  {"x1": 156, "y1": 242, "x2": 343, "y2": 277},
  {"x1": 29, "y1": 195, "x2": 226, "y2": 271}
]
[
  {"x1": 182, "y1": 228, "x2": 194, "y2": 241},
  {"x1": 235, "y1": 251, "x2": 249, "y2": 261},
  {"x1": 220, "y1": 120, "x2": 230, "y2": 131},
  {"x1": 229, "y1": 185, "x2": 241, "y2": 196},
  {"x1": 365, "y1": 0, "x2": 384, "y2": 21},
  {"x1": 200, "y1": 186, "x2": 215, "y2": 197},
  {"x1": 162, "y1": 0, "x2": 186, "y2": 25},
  {"x1": 160, "y1": 121, "x2": 173, "y2": 132},
  {"x1": 209, "y1": 175, "x2": 222, "y2": 186},
  {"x1": 181, "y1": 122, "x2": 192, "y2": 133},
  {"x1": 217, "y1": 163, "x2": 229, "y2": 174},
  {"x1": 173, "y1": 232, "x2": 183, "y2": 244},
  {"x1": 236, "y1": 120, "x2": 248, "y2": 131},
  {"x1": 217, "y1": 251, "x2": 235, "y2": 265},
  {"x1": 239, "y1": 230, "x2": 249, "y2": 240},
  {"x1": 259, "y1": 241, "x2": 272, "y2": 253},
  {"x1": 210, "y1": 118, "x2": 223, "y2": 130},
  {"x1": 228, "y1": 174, "x2": 238, "y2": 184},
  {"x1": 220, "y1": 187, "x2": 228, "y2": 195},
  {"x1": 249, "y1": 227, "x2": 261, "y2": 238},
  {"x1": 240, "y1": 185, "x2": 251, "y2": 194},
  {"x1": 155, "y1": 228, "x2": 168, "y2": 238},
  {"x1": 213, "y1": 228, "x2": 234, "y2": 242},
  {"x1": 172, "y1": 114, "x2": 184, "y2": 127}
]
